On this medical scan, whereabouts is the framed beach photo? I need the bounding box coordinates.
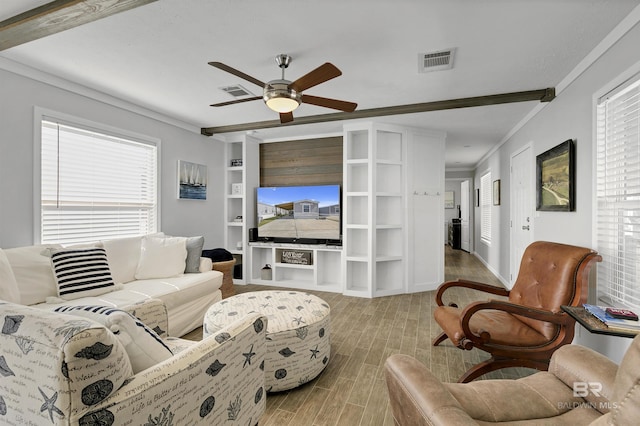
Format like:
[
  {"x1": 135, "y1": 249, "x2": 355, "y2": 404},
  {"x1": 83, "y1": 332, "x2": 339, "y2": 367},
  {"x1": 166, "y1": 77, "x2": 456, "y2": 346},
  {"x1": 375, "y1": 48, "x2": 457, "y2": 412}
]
[
  {"x1": 178, "y1": 160, "x2": 207, "y2": 200},
  {"x1": 536, "y1": 139, "x2": 575, "y2": 211}
]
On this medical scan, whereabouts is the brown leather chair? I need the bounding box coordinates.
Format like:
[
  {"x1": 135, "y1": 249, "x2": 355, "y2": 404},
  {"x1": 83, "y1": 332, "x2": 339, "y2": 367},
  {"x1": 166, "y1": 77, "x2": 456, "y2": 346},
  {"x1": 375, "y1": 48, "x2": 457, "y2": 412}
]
[
  {"x1": 384, "y1": 335, "x2": 640, "y2": 425},
  {"x1": 433, "y1": 241, "x2": 602, "y2": 382}
]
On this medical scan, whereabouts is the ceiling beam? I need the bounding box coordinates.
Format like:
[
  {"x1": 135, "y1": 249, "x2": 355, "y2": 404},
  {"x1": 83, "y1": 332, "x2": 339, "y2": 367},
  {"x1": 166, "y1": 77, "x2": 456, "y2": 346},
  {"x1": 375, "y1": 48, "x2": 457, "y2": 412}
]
[
  {"x1": 0, "y1": 0, "x2": 157, "y2": 51},
  {"x1": 201, "y1": 88, "x2": 555, "y2": 136}
]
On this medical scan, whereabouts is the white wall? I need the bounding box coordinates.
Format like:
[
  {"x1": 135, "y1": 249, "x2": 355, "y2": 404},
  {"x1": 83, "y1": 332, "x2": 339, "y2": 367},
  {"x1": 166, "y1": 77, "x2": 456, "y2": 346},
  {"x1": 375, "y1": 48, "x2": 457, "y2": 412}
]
[
  {"x1": 0, "y1": 66, "x2": 226, "y2": 249},
  {"x1": 473, "y1": 20, "x2": 640, "y2": 362}
]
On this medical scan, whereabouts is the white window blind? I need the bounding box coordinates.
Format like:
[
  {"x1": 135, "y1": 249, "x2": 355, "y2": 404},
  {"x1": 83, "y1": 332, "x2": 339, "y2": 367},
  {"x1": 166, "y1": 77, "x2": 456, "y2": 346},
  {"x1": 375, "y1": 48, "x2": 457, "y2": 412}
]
[
  {"x1": 596, "y1": 74, "x2": 640, "y2": 309},
  {"x1": 41, "y1": 120, "x2": 158, "y2": 245},
  {"x1": 481, "y1": 171, "x2": 492, "y2": 243}
]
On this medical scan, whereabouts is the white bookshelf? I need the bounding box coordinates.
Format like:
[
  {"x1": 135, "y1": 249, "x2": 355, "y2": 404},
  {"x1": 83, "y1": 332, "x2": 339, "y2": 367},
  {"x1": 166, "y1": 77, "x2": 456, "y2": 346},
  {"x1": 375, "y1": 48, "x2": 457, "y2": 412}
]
[{"x1": 343, "y1": 123, "x2": 406, "y2": 297}]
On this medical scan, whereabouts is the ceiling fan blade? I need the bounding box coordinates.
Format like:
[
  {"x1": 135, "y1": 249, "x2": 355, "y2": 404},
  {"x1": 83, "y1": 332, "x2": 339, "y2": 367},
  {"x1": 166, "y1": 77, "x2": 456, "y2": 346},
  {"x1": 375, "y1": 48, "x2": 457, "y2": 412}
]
[
  {"x1": 208, "y1": 62, "x2": 266, "y2": 88},
  {"x1": 301, "y1": 94, "x2": 357, "y2": 112},
  {"x1": 210, "y1": 96, "x2": 262, "y2": 107},
  {"x1": 289, "y1": 63, "x2": 342, "y2": 92},
  {"x1": 280, "y1": 112, "x2": 294, "y2": 123}
]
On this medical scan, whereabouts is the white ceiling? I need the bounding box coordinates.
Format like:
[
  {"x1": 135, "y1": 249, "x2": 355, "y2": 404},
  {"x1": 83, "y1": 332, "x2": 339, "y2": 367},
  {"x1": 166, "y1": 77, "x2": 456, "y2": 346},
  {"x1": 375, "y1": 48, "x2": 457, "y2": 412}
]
[{"x1": 2, "y1": 0, "x2": 639, "y2": 169}]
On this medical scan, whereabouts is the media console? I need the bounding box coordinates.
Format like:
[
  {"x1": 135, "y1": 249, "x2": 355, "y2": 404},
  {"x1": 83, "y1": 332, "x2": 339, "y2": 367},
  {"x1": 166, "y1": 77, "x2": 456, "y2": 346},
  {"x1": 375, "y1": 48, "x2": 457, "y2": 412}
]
[{"x1": 249, "y1": 242, "x2": 343, "y2": 293}]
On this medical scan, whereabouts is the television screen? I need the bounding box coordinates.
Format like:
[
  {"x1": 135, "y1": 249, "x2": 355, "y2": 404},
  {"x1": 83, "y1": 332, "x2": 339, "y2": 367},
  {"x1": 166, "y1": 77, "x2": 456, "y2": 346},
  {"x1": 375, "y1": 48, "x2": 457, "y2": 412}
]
[{"x1": 257, "y1": 185, "x2": 341, "y2": 242}]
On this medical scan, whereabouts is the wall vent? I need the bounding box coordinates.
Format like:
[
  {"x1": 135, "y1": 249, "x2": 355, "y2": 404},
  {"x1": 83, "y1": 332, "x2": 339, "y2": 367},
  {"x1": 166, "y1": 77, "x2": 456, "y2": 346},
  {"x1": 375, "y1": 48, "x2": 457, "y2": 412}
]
[
  {"x1": 418, "y1": 48, "x2": 456, "y2": 73},
  {"x1": 220, "y1": 84, "x2": 255, "y2": 98}
]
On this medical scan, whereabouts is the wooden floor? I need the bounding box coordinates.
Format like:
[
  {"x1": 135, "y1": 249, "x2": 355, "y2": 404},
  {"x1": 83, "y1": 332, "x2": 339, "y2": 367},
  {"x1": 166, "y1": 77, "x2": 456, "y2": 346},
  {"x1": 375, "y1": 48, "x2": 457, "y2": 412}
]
[{"x1": 182, "y1": 246, "x2": 534, "y2": 425}]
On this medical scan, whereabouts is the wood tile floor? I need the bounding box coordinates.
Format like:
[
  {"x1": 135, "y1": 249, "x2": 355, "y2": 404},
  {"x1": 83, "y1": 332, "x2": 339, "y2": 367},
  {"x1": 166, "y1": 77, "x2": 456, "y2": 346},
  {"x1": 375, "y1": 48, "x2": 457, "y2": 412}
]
[{"x1": 182, "y1": 246, "x2": 534, "y2": 425}]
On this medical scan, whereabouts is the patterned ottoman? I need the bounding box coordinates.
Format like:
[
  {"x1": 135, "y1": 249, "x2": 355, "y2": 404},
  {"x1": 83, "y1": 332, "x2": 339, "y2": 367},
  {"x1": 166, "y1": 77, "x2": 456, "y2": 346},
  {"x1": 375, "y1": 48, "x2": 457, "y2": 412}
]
[{"x1": 203, "y1": 290, "x2": 330, "y2": 392}]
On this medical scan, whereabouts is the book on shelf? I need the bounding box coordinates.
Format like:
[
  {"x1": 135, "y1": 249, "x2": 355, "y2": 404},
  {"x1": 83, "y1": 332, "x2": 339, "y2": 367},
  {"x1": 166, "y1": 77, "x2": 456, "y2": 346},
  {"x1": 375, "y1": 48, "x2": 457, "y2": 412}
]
[{"x1": 583, "y1": 304, "x2": 640, "y2": 332}]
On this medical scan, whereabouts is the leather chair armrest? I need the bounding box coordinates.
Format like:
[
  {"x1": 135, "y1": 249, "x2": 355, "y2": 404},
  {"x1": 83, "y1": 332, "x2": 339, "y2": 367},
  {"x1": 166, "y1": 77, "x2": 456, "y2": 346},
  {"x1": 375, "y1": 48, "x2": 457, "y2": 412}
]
[
  {"x1": 435, "y1": 279, "x2": 510, "y2": 306},
  {"x1": 384, "y1": 354, "x2": 478, "y2": 426},
  {"x1": 549, "y1": 343, "x2": 618, "y2": 411}
]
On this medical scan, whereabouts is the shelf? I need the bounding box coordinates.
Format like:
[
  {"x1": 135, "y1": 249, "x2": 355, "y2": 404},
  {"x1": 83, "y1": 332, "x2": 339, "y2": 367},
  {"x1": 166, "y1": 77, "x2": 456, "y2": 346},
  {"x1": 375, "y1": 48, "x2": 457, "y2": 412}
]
[
  {"x1": 227, "y1": 194, "x2": 243, "y2": 199},
  {"x1": 226, "y1": 222, "x2": 244, "y2": 227},
  {"x1": 276, "y1": 262, "x2": 314, "y2": 270},
  {"x1": 227, "y1": 166, "x2": 243, "y2": 172}
]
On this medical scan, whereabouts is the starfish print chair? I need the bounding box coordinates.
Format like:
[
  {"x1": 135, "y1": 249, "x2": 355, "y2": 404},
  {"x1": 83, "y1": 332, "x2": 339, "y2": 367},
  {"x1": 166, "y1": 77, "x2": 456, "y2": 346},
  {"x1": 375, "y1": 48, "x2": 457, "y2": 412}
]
[
  {"x1": 433, "y1": 241, "x2": 602, "y2": 382},
  {"x1": 0, "y1": 298, "x2": 267, "y2": 425},
  {"x1": 384, "y1": 334, "x2": 640, "y2": 425}
]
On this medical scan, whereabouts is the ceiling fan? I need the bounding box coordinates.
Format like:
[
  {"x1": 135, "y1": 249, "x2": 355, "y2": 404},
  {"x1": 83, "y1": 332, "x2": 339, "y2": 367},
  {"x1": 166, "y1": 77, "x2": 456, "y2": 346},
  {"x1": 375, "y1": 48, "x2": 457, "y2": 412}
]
[{"x1": 209, "y1": 54, "x2": 357, "y2": 124}]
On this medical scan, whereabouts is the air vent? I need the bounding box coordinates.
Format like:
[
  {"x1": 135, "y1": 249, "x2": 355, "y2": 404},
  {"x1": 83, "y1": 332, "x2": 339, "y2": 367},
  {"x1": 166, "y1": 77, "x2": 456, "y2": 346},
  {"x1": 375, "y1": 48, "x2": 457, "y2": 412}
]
[
  {"x1": 220, "y1": 84, "x2": 255, "y2": 98},
  {"x1": 418, "y1": 48, "x2": 456, "y2": 73}
]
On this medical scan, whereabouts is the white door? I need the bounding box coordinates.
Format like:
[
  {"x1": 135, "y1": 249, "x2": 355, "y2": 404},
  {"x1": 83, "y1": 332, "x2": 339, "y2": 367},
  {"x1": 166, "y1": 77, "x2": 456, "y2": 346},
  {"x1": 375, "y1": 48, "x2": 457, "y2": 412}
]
[
  {"x1": 460, "y1": 179, "x2": 471, "y2": 252},
  {"x1": 510, "y1": 144, "x2": 534, "y2": 287}
]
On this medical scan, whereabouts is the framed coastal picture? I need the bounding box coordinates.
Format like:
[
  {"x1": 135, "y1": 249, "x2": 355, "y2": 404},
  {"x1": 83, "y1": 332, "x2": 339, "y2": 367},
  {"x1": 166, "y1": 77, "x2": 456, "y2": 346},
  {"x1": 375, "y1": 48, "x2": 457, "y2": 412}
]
[
  {"x1": 444, "y1": 191, "x2": 455, "y2": 209},
  {"x1": 178, "y1": 160, "x2": 207, "y2": 200},
  {"x1": 536, "y1": 139, "x2": 575, "y2": 211}
]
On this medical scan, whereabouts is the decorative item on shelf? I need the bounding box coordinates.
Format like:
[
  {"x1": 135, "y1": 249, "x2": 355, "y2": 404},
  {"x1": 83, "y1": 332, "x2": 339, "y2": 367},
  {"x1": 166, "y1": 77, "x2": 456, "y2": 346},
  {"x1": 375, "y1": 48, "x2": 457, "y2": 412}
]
[
  {"x1": 261, "y1": 264, "x2": 272, "y2": 280},
  {"x1": 230, "y1": 159, "x2": 243, "y2": 167},
  {"x1": 177, "y1": 160, "x2": 207, "y2": 200},
  {"x1": 231, "y1": 183, "x2": 243, "y2": 195},
  {"x1": 234, "y1": 215, "x2": 243, "y2": 222},
  {"x1": 493, "y1": 179, "x2": 501, "y2": 206},
  {"x1": 536, "y1": 139, "x2": 575, "y2": 211},
  {"x1": 277, "y1": 248, "x2": 313, "y2": 265}
]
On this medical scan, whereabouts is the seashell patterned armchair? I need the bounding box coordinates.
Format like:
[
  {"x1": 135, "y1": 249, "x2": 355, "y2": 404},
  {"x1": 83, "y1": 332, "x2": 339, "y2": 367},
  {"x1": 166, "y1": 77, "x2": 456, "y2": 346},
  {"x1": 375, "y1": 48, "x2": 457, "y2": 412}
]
[{"x1": 0, "y1": 298, "x2": 267, "y2": 425}]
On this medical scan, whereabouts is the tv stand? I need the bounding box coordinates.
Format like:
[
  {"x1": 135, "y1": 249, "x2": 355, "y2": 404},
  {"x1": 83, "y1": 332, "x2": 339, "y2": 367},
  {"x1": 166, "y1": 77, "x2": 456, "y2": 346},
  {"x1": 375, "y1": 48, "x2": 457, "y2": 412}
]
[{"x1": 249, "y1": 242, "x2": 342, "y2": 292}]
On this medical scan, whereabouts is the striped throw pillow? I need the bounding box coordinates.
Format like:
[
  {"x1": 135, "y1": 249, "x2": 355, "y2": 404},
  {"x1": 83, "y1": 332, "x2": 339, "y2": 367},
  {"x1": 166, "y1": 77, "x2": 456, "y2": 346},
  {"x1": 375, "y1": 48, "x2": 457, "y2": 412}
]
[
  {"x1": 54, "y1": 305, "x2": 173, "y2": 373},
  {"x1": 51, "y1": 248, "x2": 116, "y2": 300}
]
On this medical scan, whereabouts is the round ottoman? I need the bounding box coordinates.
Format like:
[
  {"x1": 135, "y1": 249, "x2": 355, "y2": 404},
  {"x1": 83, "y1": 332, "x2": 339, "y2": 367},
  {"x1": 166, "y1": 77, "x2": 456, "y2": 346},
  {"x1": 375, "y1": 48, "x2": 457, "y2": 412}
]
[{"x1": 203, "y1": 290, "x2": 330, "y2": 392}]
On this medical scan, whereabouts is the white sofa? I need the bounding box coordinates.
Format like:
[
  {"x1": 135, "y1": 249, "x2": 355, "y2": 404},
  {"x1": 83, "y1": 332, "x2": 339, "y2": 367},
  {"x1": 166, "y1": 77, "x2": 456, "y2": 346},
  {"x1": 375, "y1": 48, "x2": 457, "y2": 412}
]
[
  {"x1": 0, "y1": 298, "x2": 267, "y2": 425},
  {"x1": 0, "y1": 234, "x2": 223, "y2": 337}
]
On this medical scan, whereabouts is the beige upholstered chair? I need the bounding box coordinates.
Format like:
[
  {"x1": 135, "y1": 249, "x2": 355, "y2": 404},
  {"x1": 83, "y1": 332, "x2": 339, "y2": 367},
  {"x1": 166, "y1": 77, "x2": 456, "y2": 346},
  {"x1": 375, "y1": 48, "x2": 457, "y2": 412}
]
[
  {"x1": 0, "y1": 299, "x2": 267, "y2": 425},
  {"x1": 385, "y1": 335, "x2": 640, "y2": 425},
  {"x1": 433, "y1": 241, "x2": 602, "y2": 382}
]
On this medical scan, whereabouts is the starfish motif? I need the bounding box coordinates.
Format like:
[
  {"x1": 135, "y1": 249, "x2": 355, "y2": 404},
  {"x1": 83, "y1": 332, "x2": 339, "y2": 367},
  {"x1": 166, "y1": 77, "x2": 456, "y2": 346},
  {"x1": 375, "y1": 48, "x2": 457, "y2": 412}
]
[
  {"x1": 260, "y1": 303, "x2": 271, "y2": 308},
  {"x1": 242, "y1": 344, "x2": 256, "y2": 368},
  {"x1": 39, "y1": 387, "x2": 64, "y2": 423},
  {"x1": 309, "y1": 345, "x2": 320, "y2": 359},
  {"x1": 292, "y1": 316, "x2": 306, "y2": 326}
]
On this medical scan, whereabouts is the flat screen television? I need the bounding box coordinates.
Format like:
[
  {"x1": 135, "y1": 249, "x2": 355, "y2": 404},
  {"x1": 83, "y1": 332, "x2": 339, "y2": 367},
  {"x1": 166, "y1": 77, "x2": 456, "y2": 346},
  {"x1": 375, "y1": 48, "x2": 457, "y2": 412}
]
[{"x1": 256, "y1": 184, "x2": 341, "y2": 244}]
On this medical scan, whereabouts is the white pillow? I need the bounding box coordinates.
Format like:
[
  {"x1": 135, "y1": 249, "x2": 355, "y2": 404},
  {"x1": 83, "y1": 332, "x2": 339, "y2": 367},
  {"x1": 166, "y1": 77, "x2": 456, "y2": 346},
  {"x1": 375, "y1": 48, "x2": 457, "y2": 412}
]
[
  {"x1": 102, "y1": 233, "x2": 164, "y2": 284},
  {"x1": 50, "y1": 247, "x2": 116, "y2": 300},
  {"x1": 54, "y1": 305, "x2": 173, "y2": 373},
  {"x1": 3, "y1": 244, "x2": 62, "y2": 305},
  {"x1": 0, "y1": 249, "x2": 20, "y2": 303},
  {"x1": 135, "y1": 236, "x2": 187, "y2": 280}
]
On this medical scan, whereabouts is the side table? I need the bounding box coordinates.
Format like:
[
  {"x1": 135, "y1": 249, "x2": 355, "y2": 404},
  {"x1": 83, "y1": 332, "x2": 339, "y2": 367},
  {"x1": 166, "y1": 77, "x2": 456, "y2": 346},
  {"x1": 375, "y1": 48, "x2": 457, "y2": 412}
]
[
  {"x1": 212, "y1": 258, "x2": 236, "y2": 299},
  {"x1": 561, "y1": 305, "x2": 638, "y2": 338}
]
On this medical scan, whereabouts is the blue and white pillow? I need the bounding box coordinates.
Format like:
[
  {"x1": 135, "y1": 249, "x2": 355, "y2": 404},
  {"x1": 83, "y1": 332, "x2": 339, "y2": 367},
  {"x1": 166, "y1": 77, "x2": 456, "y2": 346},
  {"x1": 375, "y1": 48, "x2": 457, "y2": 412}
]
[
  {"x1": 50, "y1": 248, "x2": 116, "y2": 300},
  {"x1": 54, "y1": 305, "x2": 173, "y2": 373}
]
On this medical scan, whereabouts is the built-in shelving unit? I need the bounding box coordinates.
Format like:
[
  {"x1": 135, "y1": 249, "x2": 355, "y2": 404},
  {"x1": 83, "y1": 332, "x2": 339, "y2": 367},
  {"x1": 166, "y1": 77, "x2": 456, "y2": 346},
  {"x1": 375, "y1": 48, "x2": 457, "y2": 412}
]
[
  {"x1": 224, "y1": 135, "x2": 259, "y2": 284},
  {"x1": 343, "y1": 123, "x2": 406, "y2": 297},
  {"x1": 249, "y1": 243, "x2": 343, "y2": 292}
]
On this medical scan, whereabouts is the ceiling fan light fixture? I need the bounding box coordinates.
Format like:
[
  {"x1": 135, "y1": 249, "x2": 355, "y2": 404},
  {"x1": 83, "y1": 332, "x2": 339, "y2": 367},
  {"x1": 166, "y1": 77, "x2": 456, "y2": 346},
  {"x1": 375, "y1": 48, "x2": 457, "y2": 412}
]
[{"x1": 264, "y1": 80, "x2": 301, "y2": 113}]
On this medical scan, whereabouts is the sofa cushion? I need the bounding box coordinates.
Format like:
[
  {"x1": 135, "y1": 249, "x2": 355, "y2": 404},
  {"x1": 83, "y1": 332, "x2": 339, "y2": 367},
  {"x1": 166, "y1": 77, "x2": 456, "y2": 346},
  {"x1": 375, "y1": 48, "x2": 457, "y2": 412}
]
[
  {"x1": 0, "y1": 249, "x2": 20, "y2": 303},
  {"x1": 135, "y1": 236, "x2": 187, "y2": 280},
  {"x1": 51, "y1": 248, "x2": 116, "y2": 300},
  {"x1": 102, "y1": 236, "x2": 144, "y2": 284},
  {"x1": 54, "y1": 305, "x2": 173, "y2": 373},
  {"x1": 184, "y1": 236, "x2": 205, "y2": 273},
  {"x1": 3, "y1": 244, "x2": 62, "y2": 305}
]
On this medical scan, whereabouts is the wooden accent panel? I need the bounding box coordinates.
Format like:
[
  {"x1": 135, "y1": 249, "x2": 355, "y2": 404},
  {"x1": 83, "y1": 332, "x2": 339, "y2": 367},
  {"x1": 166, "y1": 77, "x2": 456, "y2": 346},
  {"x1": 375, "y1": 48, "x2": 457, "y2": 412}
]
[
  {"x1": 0, "y1": 0, "x2": 158, "y2": 51},
  {"x1": 260, "y1": 137, "x2": 343, "y2": 187}
]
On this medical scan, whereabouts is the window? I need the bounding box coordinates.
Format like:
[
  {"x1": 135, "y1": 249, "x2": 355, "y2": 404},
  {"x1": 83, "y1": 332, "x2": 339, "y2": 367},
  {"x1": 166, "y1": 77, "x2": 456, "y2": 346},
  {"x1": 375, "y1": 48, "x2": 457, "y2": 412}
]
[
  {"x1": 480, "y1": 171, "x2": 492, "y2": 243},
  {"x1": 303, "y1": 203, "x2": 311, "y2": 213},
  {"x1": 596, "y1": 73, "x2": 640, "y2": 309},
  {"x1": 40, "y1": 118, "x2": 158, "y2": 245}
]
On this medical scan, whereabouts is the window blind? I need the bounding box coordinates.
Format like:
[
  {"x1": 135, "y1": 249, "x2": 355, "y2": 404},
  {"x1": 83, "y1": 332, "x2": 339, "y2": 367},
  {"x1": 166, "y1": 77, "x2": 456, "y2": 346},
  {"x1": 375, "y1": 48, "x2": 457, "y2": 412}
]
[
  {"x1": 481, "y1": 171, "x2": 492, "y2": 243},
  {"x1": 41, "y1": 120, "x2": 158, "y2": 245},
  {"x1": 596, "y1": 74, "x2": 640, "y2": 309}
]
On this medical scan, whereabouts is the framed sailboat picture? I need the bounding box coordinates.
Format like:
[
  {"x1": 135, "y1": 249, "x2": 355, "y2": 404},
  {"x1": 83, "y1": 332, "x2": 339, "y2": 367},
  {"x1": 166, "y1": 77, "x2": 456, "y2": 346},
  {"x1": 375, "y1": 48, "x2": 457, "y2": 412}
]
[{"x1": 178, "y1": 160, "x2": 207, "y2": 200}]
